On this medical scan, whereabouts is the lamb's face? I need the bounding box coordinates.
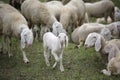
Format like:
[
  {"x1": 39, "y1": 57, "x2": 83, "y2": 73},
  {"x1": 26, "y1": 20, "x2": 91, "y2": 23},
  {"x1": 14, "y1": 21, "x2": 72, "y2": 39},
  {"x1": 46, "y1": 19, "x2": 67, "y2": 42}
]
[
  {"x1": 84, "y1": 33, "x2": 98, "y2": 48},
  {"x1": 25, "y1": 29, "x2": 34, "y2": 46},
  {"x1": 58, "y1": 33, "x2": 68, "y2": 48}
]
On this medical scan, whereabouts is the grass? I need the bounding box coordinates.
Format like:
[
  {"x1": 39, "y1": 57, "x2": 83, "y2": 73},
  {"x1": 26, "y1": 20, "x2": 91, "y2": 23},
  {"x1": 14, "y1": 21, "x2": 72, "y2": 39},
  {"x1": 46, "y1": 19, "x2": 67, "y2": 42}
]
[{"x1": 0, "y1": 39, "x2": 120, "y2": 80}]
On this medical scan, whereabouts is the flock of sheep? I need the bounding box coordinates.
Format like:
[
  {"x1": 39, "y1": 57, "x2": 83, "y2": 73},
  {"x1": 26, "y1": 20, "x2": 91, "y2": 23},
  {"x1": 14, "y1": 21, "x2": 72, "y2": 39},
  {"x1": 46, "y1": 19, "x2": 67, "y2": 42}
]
[{"x1": 0, "y1": 0, "x2": 120, "y2": 76}]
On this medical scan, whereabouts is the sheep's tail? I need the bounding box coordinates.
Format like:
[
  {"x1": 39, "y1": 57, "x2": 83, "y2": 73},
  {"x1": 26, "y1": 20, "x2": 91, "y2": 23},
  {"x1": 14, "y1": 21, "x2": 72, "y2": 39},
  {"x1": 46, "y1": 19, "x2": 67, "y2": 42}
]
[{"x1": 101, "y1": 69, "x2": 111, "y2": 76}]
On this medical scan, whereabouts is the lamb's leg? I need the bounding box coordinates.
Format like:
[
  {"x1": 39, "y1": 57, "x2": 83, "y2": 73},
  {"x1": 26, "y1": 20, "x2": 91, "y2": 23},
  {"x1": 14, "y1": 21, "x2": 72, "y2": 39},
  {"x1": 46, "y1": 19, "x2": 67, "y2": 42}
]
[
  {"x1": 51, "y1": 50, "x2": 59, "y2": 68},
  {"x1": 59, "y1": 52, "x2": 64, "y2": 72},
  {"x1": 44, "y1": 49, "x2": 50, "y2": 66},
  {"x1": 21, "y1": 49, "x2": 29, "y2": 63}
]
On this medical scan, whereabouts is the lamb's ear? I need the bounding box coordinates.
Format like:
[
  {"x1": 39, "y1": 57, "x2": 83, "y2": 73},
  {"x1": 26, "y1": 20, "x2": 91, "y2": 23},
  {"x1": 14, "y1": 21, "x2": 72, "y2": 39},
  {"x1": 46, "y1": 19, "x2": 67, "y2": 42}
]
[
  {"x1": 65, "y1": 36, "x2": 68, "y2": 48},
  {"x1": 21, "y1": 33, "x2": 25, "y2": 49},
  {"x1": 95, "y1": 36, "x2": 101, "y2": 52}
]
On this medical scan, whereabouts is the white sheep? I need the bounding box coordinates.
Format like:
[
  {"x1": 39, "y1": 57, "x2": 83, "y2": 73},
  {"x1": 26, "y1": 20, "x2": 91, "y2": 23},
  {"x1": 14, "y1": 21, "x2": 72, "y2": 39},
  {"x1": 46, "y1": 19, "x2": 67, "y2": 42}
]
[
  {"x1": 45, "y1": 1, "x2": 63, "y2": 21},
  {"x1": 85, "y1": 0, "x2": 115, "y2": 22},
  {"x1": 84, "y1": 32, "x2": 120, "y2": 63},
  {"x1": 0, "y1": 3, "x2": 33, "y2": 63},
  {"x1": 52, "y1": 21, "x2": 67, "y2": 36},
  {"x1": 102, "y1": 43, "x2": 120, "y2": 76},
  {"x1": 43, "y1": 32, "x2": 68, "y2": 72},
  {"x1": 71, "y1": 23, "x2": 112, "y2": 46},
  {"x1": 21, "y1": 0, "x2": 57, "y2": 30},
  {"x1": 60, "y1": 0, "x2": 85, "y2": 32}
]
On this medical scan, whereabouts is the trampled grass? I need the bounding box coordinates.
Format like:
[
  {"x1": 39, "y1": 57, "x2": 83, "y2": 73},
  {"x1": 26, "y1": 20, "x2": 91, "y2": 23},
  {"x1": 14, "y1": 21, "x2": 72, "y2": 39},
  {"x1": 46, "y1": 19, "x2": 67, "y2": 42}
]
[{"x1": 0, "y1": 39, "x2": 120, "y2": 80}]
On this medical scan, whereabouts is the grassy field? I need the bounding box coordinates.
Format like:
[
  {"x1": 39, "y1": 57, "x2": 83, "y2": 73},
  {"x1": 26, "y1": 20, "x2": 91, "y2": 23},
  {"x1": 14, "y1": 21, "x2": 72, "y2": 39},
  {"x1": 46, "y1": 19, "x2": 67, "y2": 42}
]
[
  {"x1": 0, "y1": 0, "x2": 120, "y2": 80},
  {"x1": 0, "y1": 39, "x2": 120, "y2": 80}
]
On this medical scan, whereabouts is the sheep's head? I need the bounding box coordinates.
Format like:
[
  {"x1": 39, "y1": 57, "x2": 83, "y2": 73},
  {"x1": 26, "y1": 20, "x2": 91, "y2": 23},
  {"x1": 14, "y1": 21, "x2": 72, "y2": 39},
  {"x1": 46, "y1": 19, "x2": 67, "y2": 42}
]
[
  {"x1": 52, "y1": 21, "x2": 63, "y2": 36},
  {"x1": 21, "y1": 28, "x2": 34, "y2": 49},
  {"x1": 84, "y1": 32, "x2": 102, "y2": 52},
  {"x1": 100, "y1": 28, "x2": 112, "y2": 40},
  {"x1": 58, "y1": 33, "x2": 68, "y2": 48}
]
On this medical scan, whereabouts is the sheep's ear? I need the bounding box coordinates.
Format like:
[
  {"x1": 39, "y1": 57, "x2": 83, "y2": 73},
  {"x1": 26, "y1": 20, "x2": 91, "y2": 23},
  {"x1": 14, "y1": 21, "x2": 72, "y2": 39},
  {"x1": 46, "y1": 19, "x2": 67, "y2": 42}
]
[
  {"x1": 21, "y1": 33, "x2": 25, "y2": 49},
  {"x1": 65, "y1": 36, "x2": 69, "y2": 48},
  {"x1": 95, "y1": 36, "x2": 101, "y2": 52}
]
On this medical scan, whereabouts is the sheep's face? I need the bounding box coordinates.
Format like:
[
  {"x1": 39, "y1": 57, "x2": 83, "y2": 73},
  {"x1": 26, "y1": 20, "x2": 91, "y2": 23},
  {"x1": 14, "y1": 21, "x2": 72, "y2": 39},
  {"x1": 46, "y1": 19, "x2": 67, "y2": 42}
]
[
  {"x1": 84, "y1": 33, "x2": 98, "y2": 48},
  {"x1": 52, "y1": 21, "x2": 63, "y2": 36},
  {"x1": 100, "y1": 28, "x2": 112, "y2": 40},
  {"x1": 21, "y1": 28, "x2": 34, "y2": 48},
  {"x1": 58, "y1": 33, "x2": 68, "y2": 48}
]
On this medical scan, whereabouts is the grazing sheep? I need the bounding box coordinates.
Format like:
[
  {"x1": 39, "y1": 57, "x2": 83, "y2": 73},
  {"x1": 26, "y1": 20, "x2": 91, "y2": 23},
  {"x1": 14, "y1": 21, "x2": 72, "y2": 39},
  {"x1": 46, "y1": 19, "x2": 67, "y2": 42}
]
[
  {"x1": 21, "y1": 0, "x2": 57, "y2": 29},
  {"x1": 45, "y1": 1, "x2": 63, "y2": 21},
  {"x1": 106, "y1": 21, "x2": 120, "y2": 38},
  {"x1": 43, "y1": 32, "x2": 68, "y2": 72},
  {"x1": 60, "y1": 0, "x2": 85, "y2": 32},
  {"x1": 85, "y1": 0, "x2": 115, "y2": 22},
  {"x1": 0, "y1": 3, "x2": 33, "y2": 63},
  {"x1": 102, "y1": 43, "x2": 120, "y2": 76},
  {"x1": 52, "y1": 21, "x2": 67, "y2": 36},
  {"x1": 71, "y1": 23, "x2": 112, "y2": 46},
  {"x1": 84, "y1": 32, "x2": 120, "y2": 63}
]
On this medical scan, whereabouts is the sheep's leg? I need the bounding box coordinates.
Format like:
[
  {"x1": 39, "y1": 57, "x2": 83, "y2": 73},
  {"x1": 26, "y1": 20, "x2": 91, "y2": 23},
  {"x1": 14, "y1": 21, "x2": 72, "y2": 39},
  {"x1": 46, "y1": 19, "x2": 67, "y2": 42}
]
[
  {"x1": 21, "y1": 49, "x2": 29, "y2": 63},
  {"x1": 51, "y1": 50, "x2": 59, "y2": 68},
  {"x1": 44, "y1": 49, "x2": 50, "y2": 66},
  {"x1": 59, "y1": 52, "x2": 64, "y2": 72},
  {"x1": 2, "y1": 36, "x2": 8, "y2": 54},
  {"x1": 101, "y1": 69, "x2": 111, "y2": 76},
  {"x1": 7, "y1": 37, "x2": 13, "y2": 57}
]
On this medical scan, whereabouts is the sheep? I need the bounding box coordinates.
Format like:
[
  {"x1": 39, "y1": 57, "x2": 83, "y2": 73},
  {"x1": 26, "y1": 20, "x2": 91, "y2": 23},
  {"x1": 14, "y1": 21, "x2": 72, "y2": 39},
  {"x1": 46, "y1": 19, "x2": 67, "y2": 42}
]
[
  {"x1": 21, "y1": 0, "x2": 58, "y2": 30},
  {"x1": 60, "y1": 0, "x2": 85, "y2": 32},
  {"x1": 85, "y1": 0, "x2": 115, "y2": 23},
  {"x1": 71, "y1": 23, "x2": 112, "y2": 46},
  {"x1": 43, "y1": 32, "x2": 68, "y2": 72},
  {"x1": 52, "y1": 21, "x2": 67, "y2": 36},
  {"x1": 101, "y1": 43, "x2": 120, "y2": 76},
  {"x1": 114, "y1": 7, "x2": 120, "y2": 21},
  {"x1": 0, "y1": 3, "x2": 33, "y2": 63},
  {"x1": 45, "y1": 1, "x2": 63, "y2": 21},
  {"x1": 84, "y1": 32, "x2": 120, "y2": 63},
  {"x1": 105, "y1": 21, "x2": 120, "y2": 39}
]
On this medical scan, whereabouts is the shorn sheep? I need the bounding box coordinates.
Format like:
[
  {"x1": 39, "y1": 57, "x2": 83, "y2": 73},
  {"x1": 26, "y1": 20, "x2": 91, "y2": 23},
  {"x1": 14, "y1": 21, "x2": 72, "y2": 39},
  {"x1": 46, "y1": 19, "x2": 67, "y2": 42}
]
[
  {"x1": 85, "y1": 0, "x2": 115, "y2": 23},
  {"x1": 102, "y1": 43, "x2": 120, "y2": 76},
  {"x1": 71, "y1": 23, "x2": 112, "y2": 46},
  {"x1": 43, "y1": 32, "x2": 68, "y2": 72},
  {"x1": 0, "y1": 3, "x2": 33, "y2": 63}
]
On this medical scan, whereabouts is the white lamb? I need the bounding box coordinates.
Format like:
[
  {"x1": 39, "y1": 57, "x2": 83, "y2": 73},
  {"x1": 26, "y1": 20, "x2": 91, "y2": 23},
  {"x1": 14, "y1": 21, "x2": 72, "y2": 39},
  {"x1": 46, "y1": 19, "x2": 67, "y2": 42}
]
[
  {"x1": 43, "y1": 32, "x2": 68, "y2": 72},
  {"x1": 0, "y1": 3, "x2": 33, "y2": 63}
]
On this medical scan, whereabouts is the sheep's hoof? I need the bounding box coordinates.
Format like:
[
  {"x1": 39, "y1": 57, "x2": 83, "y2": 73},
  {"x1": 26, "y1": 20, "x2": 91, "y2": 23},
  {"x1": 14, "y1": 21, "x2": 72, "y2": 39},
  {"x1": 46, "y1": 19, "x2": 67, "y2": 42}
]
[
  {"x1": 46, "y1": 63, "x2": 50, "y2": 67},
  {"x1": 24, "y1": 59, "x2": 30, "y2": 64},
  {"x1": 60, "y1": 67, "x2": 64, "y2": 72}
]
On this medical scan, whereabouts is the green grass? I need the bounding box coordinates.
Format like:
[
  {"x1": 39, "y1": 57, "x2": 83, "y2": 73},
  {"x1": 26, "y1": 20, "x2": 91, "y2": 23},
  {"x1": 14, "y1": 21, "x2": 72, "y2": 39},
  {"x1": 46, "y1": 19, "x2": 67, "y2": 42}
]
[{"x1": 0, "y1": 39, "x2": 120, "y2": 80}]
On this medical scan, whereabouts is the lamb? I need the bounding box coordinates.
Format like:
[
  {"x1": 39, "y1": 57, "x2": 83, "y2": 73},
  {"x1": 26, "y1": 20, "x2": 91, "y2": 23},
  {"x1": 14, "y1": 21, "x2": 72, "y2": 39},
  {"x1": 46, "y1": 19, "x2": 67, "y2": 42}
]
[
  {"x1": 101, "y1": 43, "x2": 120, "y2": 76},
  {"x1": 71, "y1": 23, "x2": 112, "y2": 46},
  {"x1": 52, "y1": 21, "x2": 67, "y2": 36},
  {"x1": 43, "y1": 32, "x2": 68, "y2": 72},
  {"x1": 84, "y1": 32, "x2": 120, "y2": 63},
  {"x1": 85, "y1": 0, "x2": 115, "y2": 22},
  {"x1": 45, "y1": 1, "x2": 64, "y2": 21},
  {"x1": 0, "y1": 3, "x2": 33, "y2": 63},
  {"x1": 60, "y1": 0, "x2": 85, "y2": 32}
]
